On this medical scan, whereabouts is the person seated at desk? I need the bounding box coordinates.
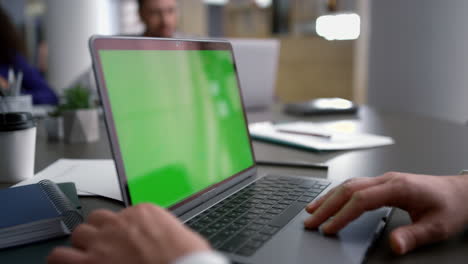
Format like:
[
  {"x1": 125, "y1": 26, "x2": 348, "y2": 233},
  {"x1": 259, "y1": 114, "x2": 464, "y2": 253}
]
[
  {"x1": 0, "y1": 7, "x2": 58, "y2": 105},
  {"x1": 47, "y1": 171, "x2": 468, "y2": 264}
]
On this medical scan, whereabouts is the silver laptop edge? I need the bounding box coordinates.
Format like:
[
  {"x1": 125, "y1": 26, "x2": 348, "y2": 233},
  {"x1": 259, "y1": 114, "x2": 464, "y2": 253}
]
[{"x1": 89, "y1": 35, "x2": 258, "y2": 216}]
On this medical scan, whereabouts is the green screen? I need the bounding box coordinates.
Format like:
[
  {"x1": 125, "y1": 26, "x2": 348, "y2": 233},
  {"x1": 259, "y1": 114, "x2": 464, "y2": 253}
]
[{"x1": 99, "y1": 49, "x2": 254, "y2": 207}]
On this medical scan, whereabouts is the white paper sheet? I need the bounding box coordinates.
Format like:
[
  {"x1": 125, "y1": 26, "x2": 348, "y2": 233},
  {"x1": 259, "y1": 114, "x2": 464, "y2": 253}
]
[
  {"x1": 249, "y1": 121, "x2": 394, "y2": 151},
  {"x1": 14, "y1": 159, "x2": 122, "y2": 201}
]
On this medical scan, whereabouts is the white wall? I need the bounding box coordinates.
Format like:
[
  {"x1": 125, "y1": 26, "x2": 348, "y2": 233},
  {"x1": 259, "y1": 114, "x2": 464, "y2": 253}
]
[
  {"x1": 367, "y1": 0, "x2": 468, "y2": 124},
  {"x1": 45, "y1": 0, "x2": 120, "y2": 92}
]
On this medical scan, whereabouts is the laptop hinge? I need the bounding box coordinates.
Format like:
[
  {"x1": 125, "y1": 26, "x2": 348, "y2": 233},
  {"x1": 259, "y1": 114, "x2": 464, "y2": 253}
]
[{"x1": 172, "y1": 167, "x2": 257, "y2": 217}]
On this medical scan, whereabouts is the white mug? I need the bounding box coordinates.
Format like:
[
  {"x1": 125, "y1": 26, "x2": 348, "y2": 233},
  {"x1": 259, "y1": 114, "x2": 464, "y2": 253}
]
[{"x1": 0, "y1": 112, "x2": 36, "y2": 183}]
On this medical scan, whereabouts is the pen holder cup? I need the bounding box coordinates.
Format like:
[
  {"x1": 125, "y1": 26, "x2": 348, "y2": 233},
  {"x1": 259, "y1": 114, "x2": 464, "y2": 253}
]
[
  {"x1": 1, "y1": 95, "x2": 33, "y2": 114},
  {"x1": 0, "y1": 112, "x2": 36, "y2": 183}
]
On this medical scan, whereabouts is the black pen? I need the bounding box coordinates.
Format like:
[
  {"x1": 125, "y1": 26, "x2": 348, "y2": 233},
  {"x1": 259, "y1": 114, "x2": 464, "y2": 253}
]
[{"x1": 256, "y1": 160, "x2": 328, "y2": 170}]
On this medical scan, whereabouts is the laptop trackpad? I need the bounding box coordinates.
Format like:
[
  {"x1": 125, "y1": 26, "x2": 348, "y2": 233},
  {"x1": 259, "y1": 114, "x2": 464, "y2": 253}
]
[{"x1": 230, "y1": 207, "x2": 390, "y2": 264}]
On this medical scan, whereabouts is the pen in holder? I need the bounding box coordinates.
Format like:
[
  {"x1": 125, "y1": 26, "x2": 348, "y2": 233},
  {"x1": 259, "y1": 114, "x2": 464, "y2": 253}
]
[
  {"x1": 1, "y1": 95, "x2": 33, "y2": 113},
  {"x1": 1, "y1": 69, "x2": 31, "y2": 113}
]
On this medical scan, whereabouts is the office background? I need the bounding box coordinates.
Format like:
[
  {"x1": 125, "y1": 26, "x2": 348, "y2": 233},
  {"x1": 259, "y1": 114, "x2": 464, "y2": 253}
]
[{"x1": 2, "y1": 0, "x2": 468, "y2": 123}]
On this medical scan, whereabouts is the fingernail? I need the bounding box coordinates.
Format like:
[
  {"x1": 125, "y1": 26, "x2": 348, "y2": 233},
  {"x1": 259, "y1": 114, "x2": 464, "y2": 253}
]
[
  {"x1": 306, "y1": 202, "x2": 316, "y2": 210},
  {"x1": 395, "y1": 234, "x2": 407, "y2": 254},
  {"x1": 318, "y1": 224, "x2": 325, "y2": 234},
  {"x1": 322, "y1": 222, "x2": 333, "y2": 234},
  {"x1": 304, "y1": 216, "x2": 315, "y2": 228}
]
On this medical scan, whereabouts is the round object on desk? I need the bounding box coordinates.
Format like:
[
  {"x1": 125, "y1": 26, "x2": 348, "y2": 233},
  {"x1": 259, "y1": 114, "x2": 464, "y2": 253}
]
[{"x1": 283, "y1": 98, "x2": 358, "y2": 116}]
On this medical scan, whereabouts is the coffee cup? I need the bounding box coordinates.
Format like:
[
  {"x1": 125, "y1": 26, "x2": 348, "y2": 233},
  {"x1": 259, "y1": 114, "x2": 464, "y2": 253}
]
[{"x1": 0, "y1": 112, "x2": 36, "y2": 183}]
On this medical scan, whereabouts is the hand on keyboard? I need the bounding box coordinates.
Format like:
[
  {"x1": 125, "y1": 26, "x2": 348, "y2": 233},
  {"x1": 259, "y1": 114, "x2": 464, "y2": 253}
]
[{"x1": 48, "y1": 204, "x2": 211, "y2": 264}]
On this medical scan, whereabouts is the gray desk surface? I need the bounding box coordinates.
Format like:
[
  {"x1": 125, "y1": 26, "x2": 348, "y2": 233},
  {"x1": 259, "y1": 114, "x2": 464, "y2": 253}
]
[{"x1": 2, "y1": 105, "x2": 468, "y2": 263}]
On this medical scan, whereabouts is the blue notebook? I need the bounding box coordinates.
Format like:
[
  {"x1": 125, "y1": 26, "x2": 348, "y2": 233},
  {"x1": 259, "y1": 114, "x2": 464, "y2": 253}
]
[{"x1": 0, "y1": 180, "x2": 83, "y2": 249}]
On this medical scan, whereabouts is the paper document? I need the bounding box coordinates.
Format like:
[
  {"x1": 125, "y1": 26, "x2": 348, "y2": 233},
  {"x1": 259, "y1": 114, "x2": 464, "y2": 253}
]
[
  {"x1": 249, "y1": 121, "x2": 394, "y2": 151},
  {"x1": 14, "y1": 159, "x2": 122, "y2": 201}
]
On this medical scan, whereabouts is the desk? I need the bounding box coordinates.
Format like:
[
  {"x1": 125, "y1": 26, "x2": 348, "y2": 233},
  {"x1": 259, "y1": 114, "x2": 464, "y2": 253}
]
[{"x1": 2, "y1": 105, "x2": 468, "y2": 263}]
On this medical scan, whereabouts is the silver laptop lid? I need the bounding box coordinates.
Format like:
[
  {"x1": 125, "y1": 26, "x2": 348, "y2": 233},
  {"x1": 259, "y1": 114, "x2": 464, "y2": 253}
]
[{"x1": 89, "y1": 36, "x2": 257, "y2": 214}]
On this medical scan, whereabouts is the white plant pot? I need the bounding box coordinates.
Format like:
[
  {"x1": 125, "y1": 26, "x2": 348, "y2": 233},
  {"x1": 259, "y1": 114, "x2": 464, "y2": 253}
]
[
  {"x1": 63, "y1": 109, "x2": 99, "y2": 143},
  {"x1": 44, "y1": 116, "x2": 63, "y2": 141}
]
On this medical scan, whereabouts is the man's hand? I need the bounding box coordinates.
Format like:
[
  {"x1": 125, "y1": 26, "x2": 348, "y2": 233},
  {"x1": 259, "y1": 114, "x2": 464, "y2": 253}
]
[
  {"x1": 47, "y1": 204, "x2": 211, "y2": 264},
  {"x1": 304, "y1": 172, "x2": 468, "y2": 255}
]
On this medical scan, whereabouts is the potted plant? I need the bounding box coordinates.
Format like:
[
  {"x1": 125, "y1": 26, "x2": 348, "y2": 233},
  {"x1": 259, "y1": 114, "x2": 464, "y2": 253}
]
[{"x1": 60, "y1": 85, "x2": 99, "y2": 143}]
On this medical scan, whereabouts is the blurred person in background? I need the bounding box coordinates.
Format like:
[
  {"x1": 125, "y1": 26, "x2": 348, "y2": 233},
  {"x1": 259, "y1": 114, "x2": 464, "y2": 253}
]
[
  {"x1": 139, "y1": 0, "x2": 178, "y2": 38},
  {"x1": 0, "y1": 6, "x2": 58, "y2": 105}
]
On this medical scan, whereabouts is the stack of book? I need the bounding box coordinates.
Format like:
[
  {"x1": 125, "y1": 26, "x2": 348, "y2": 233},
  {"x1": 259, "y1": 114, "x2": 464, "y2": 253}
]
[{"x1": 0, "y1": 180, "x2": 82, "y2": 249}]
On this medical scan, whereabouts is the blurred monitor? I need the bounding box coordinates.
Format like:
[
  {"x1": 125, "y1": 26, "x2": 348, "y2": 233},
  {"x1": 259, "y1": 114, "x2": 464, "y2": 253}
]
[{"x1": 229, "y1": 38, "x2": 280, "y2": 110}]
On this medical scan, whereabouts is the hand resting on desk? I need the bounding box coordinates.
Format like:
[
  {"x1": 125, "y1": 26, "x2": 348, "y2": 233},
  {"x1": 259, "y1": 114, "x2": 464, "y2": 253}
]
[
  {"x1": 304, "y1": 172, "x2": 468, "y2": 255},
  {"x1": 47, "y1": 204, "x2": 212, "y2": 264}
]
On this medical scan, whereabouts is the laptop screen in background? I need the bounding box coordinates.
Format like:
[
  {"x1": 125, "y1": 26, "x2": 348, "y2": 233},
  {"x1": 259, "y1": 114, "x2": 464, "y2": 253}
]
[{"x1": 99, "y1": 49, "x2": 254, "y2": 207}]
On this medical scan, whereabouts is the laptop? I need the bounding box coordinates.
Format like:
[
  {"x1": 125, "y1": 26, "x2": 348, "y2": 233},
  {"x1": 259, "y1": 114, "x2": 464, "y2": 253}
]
[
  {"x1": 229, "y1": 38, "x2": 280, "y2": 110},
  {"x1": 89, "y1": 36, "x2": 390, "y2": 264}
]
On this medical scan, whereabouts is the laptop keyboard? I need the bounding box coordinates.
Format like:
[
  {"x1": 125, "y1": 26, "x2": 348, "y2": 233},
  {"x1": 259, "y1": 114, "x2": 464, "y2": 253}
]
[{"x1": 186, "y1": 176, "x2": 330, "y2": 256}]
